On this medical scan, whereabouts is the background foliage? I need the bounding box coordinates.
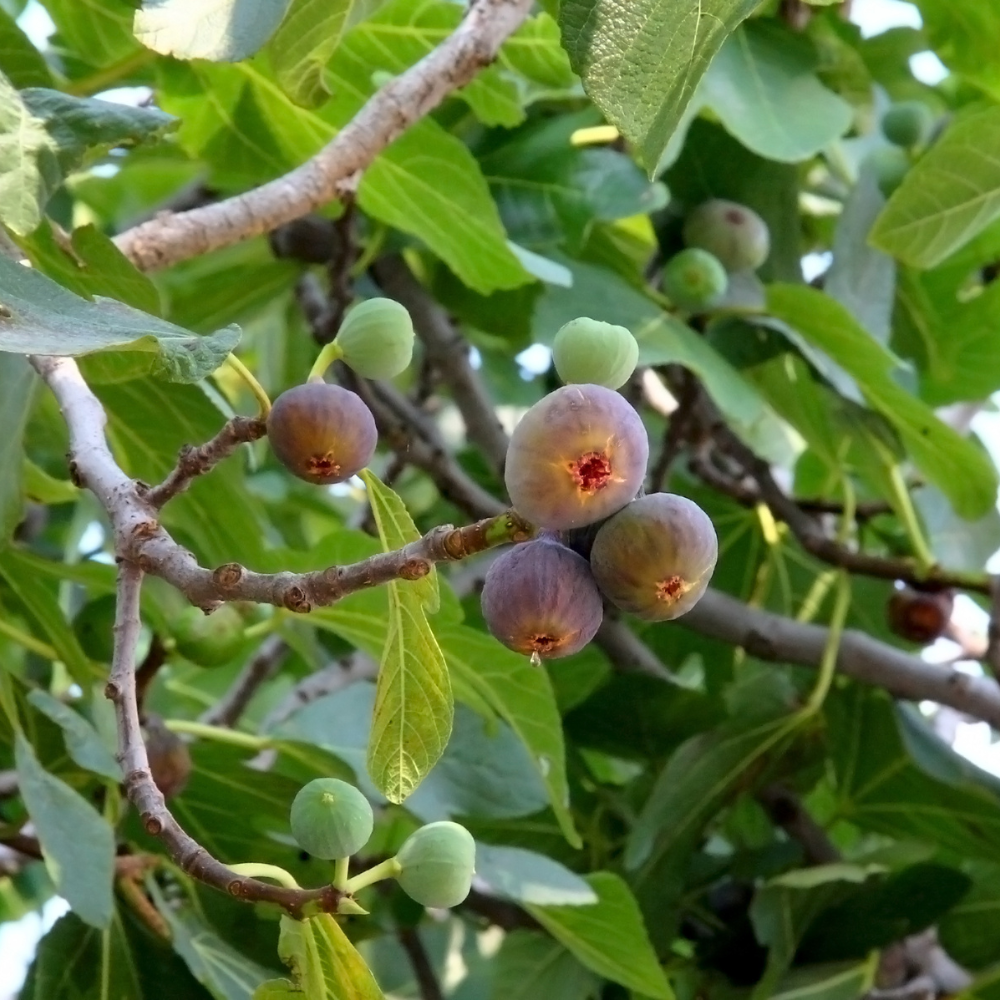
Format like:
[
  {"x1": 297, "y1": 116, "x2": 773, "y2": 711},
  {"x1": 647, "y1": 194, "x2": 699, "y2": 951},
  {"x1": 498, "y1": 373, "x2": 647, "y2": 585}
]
[{"x1": 4, "y1": 0, "x2": 1000, "y2": 998}]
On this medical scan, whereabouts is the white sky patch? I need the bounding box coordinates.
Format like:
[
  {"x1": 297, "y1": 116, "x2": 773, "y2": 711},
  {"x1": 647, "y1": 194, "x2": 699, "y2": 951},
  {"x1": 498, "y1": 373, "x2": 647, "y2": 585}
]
[
  {"x1": 16, "y1": 0, "x2": 54, "y2": 48},
  {"x1": 909, "y1": 51, "x2": 950, "y2": 85},
  {"x1": 0, "y1": 897, "x2": 69, "y2": 997},
  {"x1": 94, "y1": 86, "x2": 155, "y2": 107},
  {"x1": 850, "y1": 0, "x2": 922, "y2": 39},
  {"x1": 515, "y1": 343, "x2": 552, "y2": 377},
  {"x1": 801, "y1": 252, "x2": 832, "y2": 283}
]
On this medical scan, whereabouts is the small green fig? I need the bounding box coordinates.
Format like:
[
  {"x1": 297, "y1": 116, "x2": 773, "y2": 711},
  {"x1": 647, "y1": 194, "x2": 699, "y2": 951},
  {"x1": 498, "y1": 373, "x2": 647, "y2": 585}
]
[
  {"x1": 552, "y1": 318, "x2": 639, "y2": 390},
  {"x1": 171, "y1": 604, "x2": 245, "y2": 667},
  {"x1": 336, "y1": 298, "x2": 415, "y2": 380},
  {"x1": 395, "y1": 821, "x2": 476, "y2": 909},
  {"x1": 290, "y1": 778, "x2": 374, "y2": 860},
  {"x1": 662, "y1": 248, "x2": 728, "y2": 312},
  {"x1": 267, "y1": 382, "x2": 378, "y2": 485},
  {"x1": 867, "y1": 146, "x2": 910, "y2": 198},
  {"x1": 881, "y1": 101, "x2": 933, "y2": 148},
  {"x1": 683, "y1": 199, "x2": 770, "y2": 273},
  {"x1": 72, "y1": 594, "x2": 118, "y2": 662},
  {"x1": 590, "y1": 493, "x2": 718, "y2": 621}
]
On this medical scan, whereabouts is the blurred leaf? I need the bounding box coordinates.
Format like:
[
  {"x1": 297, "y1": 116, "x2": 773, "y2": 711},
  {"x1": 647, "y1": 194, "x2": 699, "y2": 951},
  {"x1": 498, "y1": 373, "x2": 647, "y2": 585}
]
[
  {"x1": 0, "y1": 353, "x2": 34, "y2": 542},
  {"x1": 0, "y1": 255, "x2": 239, "y2": 383},
  {"x1": 559, "y1": 0, "x2": 759, "y2": 172},
  {"x1": 771, "y1": 961, "x2": 876, "y2": 1000},
  {"x1": 702, "y1": 23, "x2": 852, "y2": 162},
  {"x1": 492, "y1": 931, "x2": 598, "y2": 1000},
  {"x1": 475, "y1": 844, "x2": 597, "y2": 906},
  {"x1": 258, "y1": 912, "x2": 385, "y2": 999},
  {"x1": 0, "y1": 9, "x2": 51, "y2": 88},
  {"x1": 15, "y1": 732, "x2": 115, "y2": 928},
  {"x1": 27, "y1": 690, "x2": 121, "y2": 781},
  {"x1": 940, "y1": 862, "x2": 1000, "y2": 970},
  {"x1": 766, "y1": 283, "x2": 998, "y2": 519},
  {"x1": 0, "y1": 79, "x2": 177, "y2": 235},
  {"x1": 44, "y1": 0, "x2": 139, "y2": 67},
  {"x1": 913, "y1": 0, "x2": 1000, "y2": 101},
  {"x1": 871, "y1": 106, "x2": 1000, "y2": 268},
  {"x1": 527, "y1": 872, "x2": 674, "y2": 999}
]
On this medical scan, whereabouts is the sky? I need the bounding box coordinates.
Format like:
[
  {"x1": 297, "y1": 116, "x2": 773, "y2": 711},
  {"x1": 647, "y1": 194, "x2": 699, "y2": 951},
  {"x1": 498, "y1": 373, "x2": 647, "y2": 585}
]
[{"x1": 0, "y1": 1, "x2": 975, "y2": 996}]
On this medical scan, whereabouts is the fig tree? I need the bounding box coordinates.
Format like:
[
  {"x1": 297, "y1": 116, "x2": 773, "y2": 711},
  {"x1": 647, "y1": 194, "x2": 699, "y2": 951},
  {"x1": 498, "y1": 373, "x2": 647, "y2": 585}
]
[
  {"x1": 395, "y1": 821, "x2": 475, "y2": 908},
  {"x1": 662, "y1": 248, "x2": 728, "y2": 312},
  {"x1": 683, "y1": 199, "x2": 770, "y2": 273},
  {"x1": 290, "y1": 778, "x2": 374, "y2": 860},
  {"x1": 552, "y1": 317, "x2": 639, "y2": 389}
]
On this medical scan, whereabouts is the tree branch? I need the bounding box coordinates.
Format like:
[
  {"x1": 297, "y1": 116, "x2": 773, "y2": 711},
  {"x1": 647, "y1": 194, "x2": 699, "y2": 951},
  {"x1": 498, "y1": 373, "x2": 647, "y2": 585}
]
[
  {"x1": 397, "y1": 927, "x2": 445, "y2": 1000},
  {"x1": 113, "y1": 0, "x2": 535, "y2": 272},
  {"x1": 200, "y1": 635, "x2": 289, "y2": 728}
]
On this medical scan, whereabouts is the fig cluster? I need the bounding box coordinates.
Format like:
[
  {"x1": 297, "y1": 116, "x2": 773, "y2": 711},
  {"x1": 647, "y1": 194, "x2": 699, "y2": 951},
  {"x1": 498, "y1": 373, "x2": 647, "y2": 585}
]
[{"x1": 484, "y1": 379, "x2": 718, "y2": 659}]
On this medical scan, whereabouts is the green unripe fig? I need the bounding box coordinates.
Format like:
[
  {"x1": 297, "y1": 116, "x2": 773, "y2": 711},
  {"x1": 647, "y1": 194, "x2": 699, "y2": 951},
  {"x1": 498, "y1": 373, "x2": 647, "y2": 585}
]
[
  {"x1": 552, "y1": 318, "x2": 639, "y2": 389},
  {"x1": 867, "y1": 146, "x2": 910, "y2": 197},
  {"x1": 170, "y1": 604, "x2": 245, "y2": 667},
  {"x1": 395, "y1": 821, "x2": 475, "y2": 908},
  {"x1": 290, "y1": 778, "x2": 374, "y2": 860},
  {"x1": 683, "y1": 199, "x2": 770, "y2": 273},
  {"x1": 336, "y1": 298, "x2": 415, "y2": 380},
  {"x1": 72, "y1": 594, "x2": 118, "y2": 662},
  {"x1": 661, "y1": 248, "x2": 728, "y2": 312},
  {"x1": 881, "y1": 101, "x2": 933, "y2": 148}
]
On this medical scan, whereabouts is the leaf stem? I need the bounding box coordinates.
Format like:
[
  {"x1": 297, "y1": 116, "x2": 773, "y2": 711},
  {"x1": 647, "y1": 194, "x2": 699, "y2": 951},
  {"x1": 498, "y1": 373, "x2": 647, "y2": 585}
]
[
  {"x1": 224, "y1": 355, "x2": 272, "y2": 416},
  {"x1": 887, "y1": 463, "x2": 934, "y2": 572},
  {"x1": 164, "y1": 719, "x2": 270, "y2": 750},
  {"x1": 804, "y1": 571, "x2": 851, "y2": 715},
  {"x1": 344, "y1": 857, "x2": 402, "y2": 894},
  {"x1": 307, "y1": 341, "x2": 345, "y2": 383},
  {"x1": 0, "y1": 618, "x2": 59, "y2": 661},
  {"x1": 228, "y1": 863, "x2": 300, "y2": 890}
]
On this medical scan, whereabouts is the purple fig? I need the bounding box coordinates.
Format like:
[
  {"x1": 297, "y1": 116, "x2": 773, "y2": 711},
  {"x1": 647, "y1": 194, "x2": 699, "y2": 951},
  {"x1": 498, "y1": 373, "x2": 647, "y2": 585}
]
[
  {"x1": 886, "y1": 587, "x2": 953, "y2": 644},
  {"x1": 590, "y1": 494, "x2": 717, "y2": 621},
  {"x1": 267, "y1": 382, "x2": 377, "y2": 485},
  {"x1": 504, "y1": 384, "x2": 649, "y2": 530},
  {"x1": 683, "y1": 199, "x2": 770, "y2": 273},
  {"x1": 481, "y1": 536, "x2": 603, "y2": 659}
]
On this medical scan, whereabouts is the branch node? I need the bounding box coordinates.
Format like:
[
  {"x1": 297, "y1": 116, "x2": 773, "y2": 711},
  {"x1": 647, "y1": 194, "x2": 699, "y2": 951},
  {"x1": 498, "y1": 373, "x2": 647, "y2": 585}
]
[
  {"x1": 283, "y1": 586, "x2": 312, "y2": 614},
  {"x1": 400, "y1": 559, "x2": 431, "y2": 581},
  {"x1": 213, "y1": 563, "x2": 245, "y2": 590}
]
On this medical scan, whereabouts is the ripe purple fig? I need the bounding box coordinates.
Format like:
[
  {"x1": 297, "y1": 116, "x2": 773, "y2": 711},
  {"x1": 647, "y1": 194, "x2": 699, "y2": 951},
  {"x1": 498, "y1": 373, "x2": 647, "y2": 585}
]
[
  {"x1": 590, "y1": 494, "x2": 718, "y2": 621},
  {"x1": 504, "y1": 384, "x2": 649, "y2": 530},
  {"x1": 683, "y1": 199, "x2": 770, "y2": 273},
  {"x1": 481, "y1": 536, "x2": 603, "y2": 659},
  {"x1": 886, "y1": 587, "x2": 953, "y2": 644},
  {"x1": 267, "y1": 382, "x2": 377, "y2": 485}
]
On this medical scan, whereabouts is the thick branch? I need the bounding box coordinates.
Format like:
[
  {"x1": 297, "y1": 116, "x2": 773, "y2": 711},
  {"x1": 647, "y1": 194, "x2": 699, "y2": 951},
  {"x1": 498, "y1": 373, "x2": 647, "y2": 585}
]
[
  {"x1": 113, "y1": 0, "x2": 534, "y2": 271},
  {"x1": 372, "y1": 255, "x2": 509, "y2": 473}
]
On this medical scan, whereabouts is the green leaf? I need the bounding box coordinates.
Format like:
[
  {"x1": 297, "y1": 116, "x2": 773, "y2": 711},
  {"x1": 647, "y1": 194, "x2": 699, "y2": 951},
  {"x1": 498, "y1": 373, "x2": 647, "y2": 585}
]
[
  {"x1": 14, "y1": 732, "x2": 115, "y2": 928},
  {"x1": 23, "y1": 459, "x2": 79, "y2": 505},
  {"x1": 476, "y1": 844, "x2": 597, "y2": 906},
  {"x1": 0, "y1": 546, "x2": 93, "y2": 683},
  {"x1": 702, "y1": 23, "x2": 852, "y2": 163},
  {"x1": 27, "y1": 690, "x2": 121, "y2": 781},
  {"x1": 44, "y1": 0, "x2": 139, "y2": 67},
  {"x1": 0, "y1": 9, "x2": 52, "y2": 88},
  {"x1": 527, "y1": 872, "x2": 674, "y2": 999},
  {"x1": 0, "y1": 353, "x2": 34, "y2": 542},
  {"x1": 269, "y1": 0, "x2": 386, "y2": 107},
  {"x1": 913, "y1": 0, "x2": 1000, "y2": 101},
  {"x1": 558, "y1": 0, "x2": 759, "y2": 172},
  {"x1": 134, "y1": 0, "x2": 293, "y2": 61},
  {"x1": 870, "y1": 106, "x2": 1000, "y2": 269},
  {"x1": 626, "y1": 713, "x2": 800, "y2": 871},
  {"x1": 0, "y1": 255, "x2": 239, "y2": 383},
  {"x1": 258, "y1": 912, "x2": 386, "y2": 999},
  {"x1": 360, "y1": 470, "x2": 452, "y2": 803},
  {"x1": 0, "y1": 77, "x2": 177, "y2": 235},
  {"x1": 438, "y1": 624, "x2": 580, "y2": 848},
  {"x1": 19, "y1": 221, "x2": 162, "y2": 314},
  {"x1": 766, "y1": 283, "x2": 999, "y2": 519},
  {"x1": 492, "y1": 931, "x2": 598, "y2": 1000},
  {"x1": 771, "y1": 962, "x2": 876, "y2": 1000}
]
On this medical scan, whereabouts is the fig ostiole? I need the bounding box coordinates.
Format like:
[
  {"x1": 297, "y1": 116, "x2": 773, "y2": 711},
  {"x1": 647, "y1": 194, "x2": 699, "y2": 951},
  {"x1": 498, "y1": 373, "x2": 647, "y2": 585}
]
[
  {"x1": 504, "y1": 384, "x2": 649, "y2": 530},
  {"x1": 289, "y1": 778, "x2": 375, "y2": 861},
  {"x1": 552, "y1": 317, "x2": 639, "y2": 389},
  {"x1": 267, "y1": 382, "x2": 378, "y2": 485},
  {"x1": 683, "y1": 199, "x2": 770, "y2": 273},
  {"x1": 481, "y1": 536, "x2": 604, "y2": 660},
  {"x1": 590, "y1": 493, "x2": 718, "y2": 621}
]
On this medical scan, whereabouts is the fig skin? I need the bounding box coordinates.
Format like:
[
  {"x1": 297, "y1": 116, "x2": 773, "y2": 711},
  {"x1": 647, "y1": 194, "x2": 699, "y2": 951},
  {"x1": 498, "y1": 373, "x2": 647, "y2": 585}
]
[
  {"x1": 882, "y1": 101, "x2": 933, "y2": 148},
  {"x1": 171, "y1": 604, "x2": 245, "y2": 667},
  {"x1": 336, "y1": 298, "x2": 415, "y2": 380},
  {"x1": 590, "y1": 493, "x2": 718, "y2": 621},
  {"x1": 504, "y1": 384, "x2": 649, "y2": 531},
  {"x1": 662, "y1": 248, "x2": 728, "y2": 312},
  {"x1": 290, "y1": 778, "x2": 374, "y2": 860},
  {"x1": 481, "y1": 536, "x2": 604, "y2": 659},
  {"x1": 145, "y1": 716, "x2": 192, "y2": 799},
  {"x1": 72, "y1": 594, "x2": 118, "y2": 662},
  {"x1": 683, "y1": 199, "x2": 770, "y2": 273},
  {"x1": 886, "y1": 587, "x2": 953, "y2": 644},
  {"x1": 867, "y1": 146, "x2": 910, "y2": 197},
  {"x1": 395, "y1": 821, "x2": 476, "y2": 909},
  {"x1": 552, "y1": 317, "x2": 639, "y2": 390},
  {"x1": 267, "y1": 382, "x2": 377, "y2": 485}
]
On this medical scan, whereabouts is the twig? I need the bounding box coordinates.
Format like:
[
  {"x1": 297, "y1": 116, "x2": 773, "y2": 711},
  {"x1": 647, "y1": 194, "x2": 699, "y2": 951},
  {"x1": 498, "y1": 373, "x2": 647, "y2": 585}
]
[
  {"x1": 113, "y1": 0, "x2": 535, "y2": 272},
  {"x1": 200, "y1": 635, "x2": 289, "y2": 728},
  {"x1": 372, "y1": 255, "x2": 509, "y2": 473},
  {"x1": 398, "y1": 927, "x2": 445, "y2": 1000},
  {"x1": 594, "y1": 617, "x2": 677, "y2": 683},
  {"x1": 648, "y1": 369, "x2": 697, "y2": 493},
  {"x1": 757, "y1": 785, "x2": 839, "y2": 865},
  {"x1": 986, "y1": 575, "x2": 1000, "y2": 679},
  {"x1": 135, "y1": 633, "x2": 168, "y2": 721},
  {"x1": 145, "y1": 416, "x2": 267, "y2": 507}
]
